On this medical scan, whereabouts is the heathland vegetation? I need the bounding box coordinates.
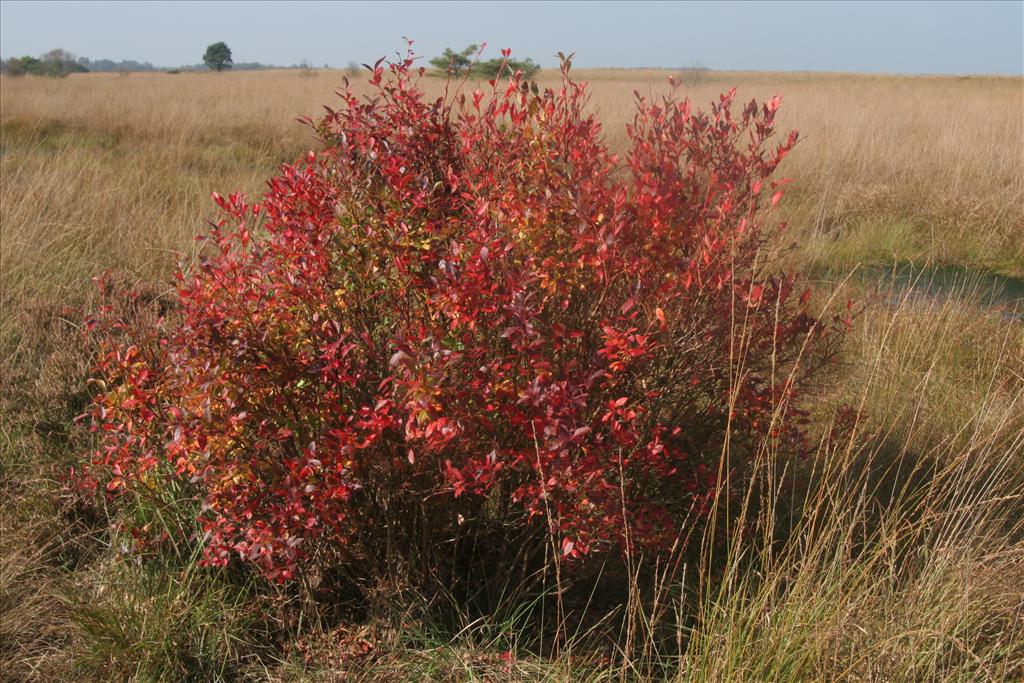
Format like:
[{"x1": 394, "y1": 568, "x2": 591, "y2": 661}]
[{"x1": 1, "y1": 55, "x2": 1022, "y2": 681}]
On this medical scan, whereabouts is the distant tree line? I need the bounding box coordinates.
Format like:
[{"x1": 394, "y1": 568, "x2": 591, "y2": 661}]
[
  {"x1": 78, "y1": 57, "x2": 158, "y2": 72},
  {"x1": 1, "y1": 45, "x2": 407, "y2": 77},
  {"x1": 181, "y1": 61, "x2": 280, "y2": 72},
  {"x1": 1, "y1": 47, "x2": 287, "y2": 76},
  {"x1": 2, "y1": 49, "x2": 88, "y2": 77}
]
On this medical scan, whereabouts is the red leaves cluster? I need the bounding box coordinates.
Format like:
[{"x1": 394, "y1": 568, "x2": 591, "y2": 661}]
[{"x1": 86, "y1": 49, "x2": 842, "y2": 581}]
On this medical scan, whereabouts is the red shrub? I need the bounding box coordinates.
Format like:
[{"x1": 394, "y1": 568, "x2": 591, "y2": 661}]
[{"x1": 86, "y1": 49, "x2": 844, "y2": 583}]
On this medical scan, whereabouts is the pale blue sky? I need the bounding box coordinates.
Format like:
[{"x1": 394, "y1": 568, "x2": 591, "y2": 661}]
[{"x1": 1, "y1": 1, "x2": 1022, "y2": 74}]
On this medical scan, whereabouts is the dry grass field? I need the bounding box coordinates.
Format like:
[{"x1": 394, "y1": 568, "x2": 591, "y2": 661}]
[
  {"x1": 1, "y1": 68, "x2": 1022, "y2": 681},
  {"x1": 2, "y1": 69, "x2": 1021, "y2": 346}
]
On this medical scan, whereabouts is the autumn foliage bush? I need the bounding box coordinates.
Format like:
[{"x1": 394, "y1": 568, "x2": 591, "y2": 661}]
[{"x1": 85, "y1": 49, "x2": 845, "y2": 585}]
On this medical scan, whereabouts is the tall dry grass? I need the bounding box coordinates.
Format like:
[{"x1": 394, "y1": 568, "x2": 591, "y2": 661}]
[
  {"x1": 2, "y1": 70, "x2": 1020, "y2": 317},
  {"x1": 1, "y1": 67, "x2": 1022, "y2": 680}
]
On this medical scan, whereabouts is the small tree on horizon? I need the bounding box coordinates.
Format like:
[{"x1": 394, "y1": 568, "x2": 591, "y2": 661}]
[
  {"x1": 430, "y1": 44, "x2": 540, "y2": 79},
  {"x1": 429, "y1": 44, "x2": 479, "y2": 76},
  {"x1": 203, "y1": 42, "x2": 233, "y2": 72}
]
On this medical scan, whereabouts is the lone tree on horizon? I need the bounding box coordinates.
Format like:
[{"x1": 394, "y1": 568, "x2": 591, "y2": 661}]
[
  {"x1": 203, "y1": 42, "x2": 233, "y2": 72},
  {"x1": 429, "y1": 44, "x2": 539, "y2": 79}
]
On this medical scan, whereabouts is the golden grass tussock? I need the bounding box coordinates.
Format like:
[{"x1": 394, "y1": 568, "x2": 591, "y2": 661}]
[{"x1": 1, "y1": 67, "x2": 1022, "y2": 680}]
